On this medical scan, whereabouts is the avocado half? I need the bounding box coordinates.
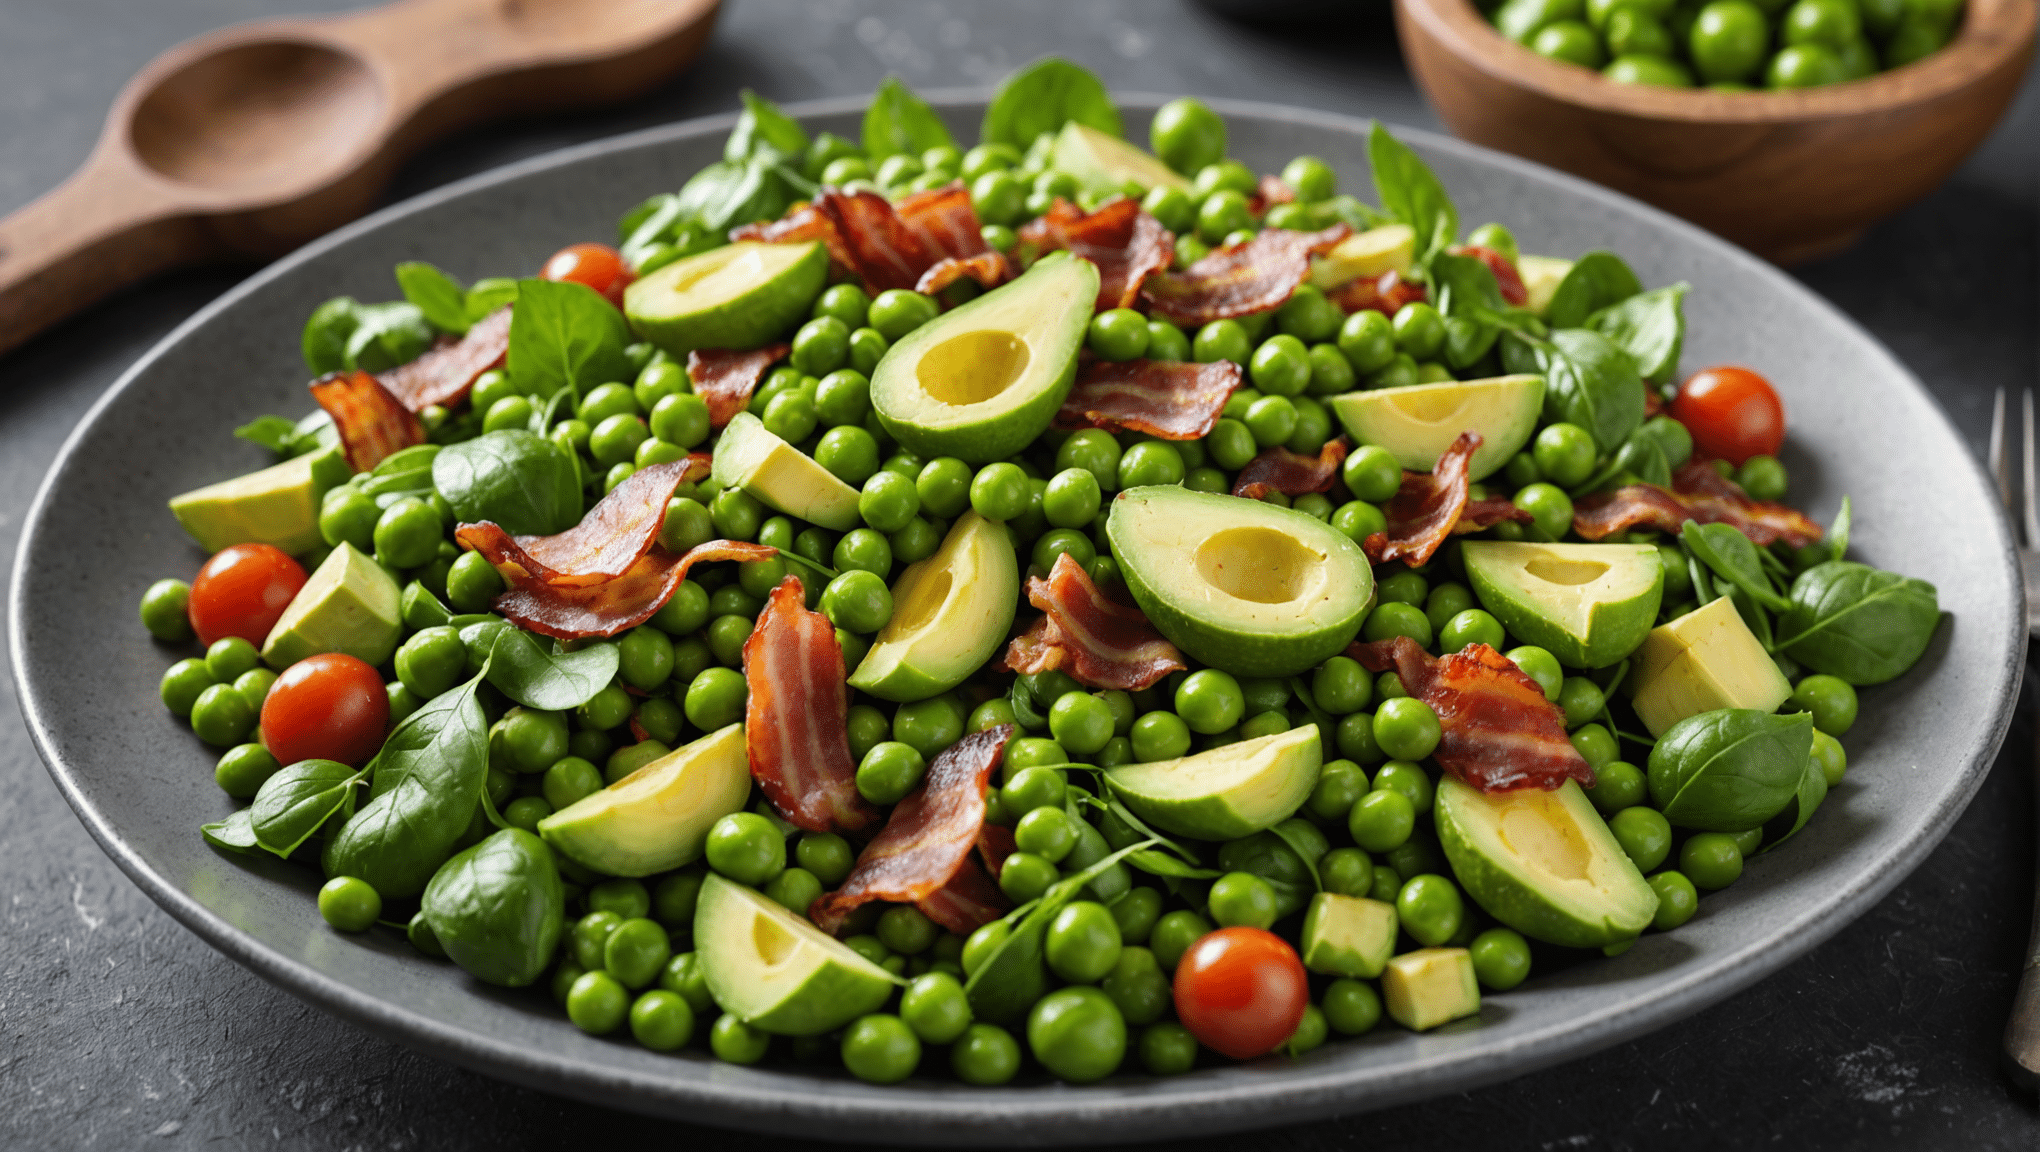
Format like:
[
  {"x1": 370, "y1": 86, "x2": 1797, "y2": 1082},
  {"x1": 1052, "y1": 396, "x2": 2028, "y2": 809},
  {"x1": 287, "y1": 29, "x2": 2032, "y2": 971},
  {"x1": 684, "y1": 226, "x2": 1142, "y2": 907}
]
[{"x1": 1329, "y1": 374, "x2": 1545, "y2": 482}]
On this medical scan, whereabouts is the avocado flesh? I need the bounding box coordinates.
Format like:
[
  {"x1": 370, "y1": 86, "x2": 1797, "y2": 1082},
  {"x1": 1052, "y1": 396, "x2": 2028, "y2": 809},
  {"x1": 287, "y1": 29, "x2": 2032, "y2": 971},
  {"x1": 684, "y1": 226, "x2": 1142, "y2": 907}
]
[
  {"x1": 1307, "y1": 224, "x2": 1416, "y2": 290},
  {"x1": 1381, "y1": 947, "x2": 1481, "y2": 1031},
  {"x1": 1299, "y1": 891, "x2": 1398, "y2": 978},
  {"x1": 538, "y1": 723, "x2": 751, "y2": 876},
  {"x1": 695, "y1": 873, "x2": 899, "y2": 1035},
  {"x1": 1461, "y1": 540, "x2": 1663, "y2": 669},
  {"x1": 1104, "y1": 726, "x2": 1321, "y2": 841},
  {"x1": 711, "y1": 411, "x2": 862, "y2": 531},
  {"x1": 1628, "y1": 596, "x2": 1792, "y2": 738},
  {"x1": 1050, "y1": 121, "x2": 1189, "y2": 194},
  {"x1": 848, "y1": 512, "x2": 1017, "y2": 702},
  {"x1": 624, "y1": 240, "x2": 828, "y2": 358},
  {"x1": 260, "y1": 542, "x2": 401, "y2": 671},
  {"x1": 1435, "y1": 777, "x2": 1658, "y2": 948},
  {"x1": 1330, "y1": 374, "x2": 1545, "y2": 482},
  {"x1": 1108, "y1": 486, "x2": 1374, "y2": 677},
  {"x1": 870, "y1": 254, "x2": 1098, "y2": 464},
  {"x1": 170, "y1": 443, "x2": 351, "y2": 557},
  {"x1": 1517, "y1": 255, "x2": 1573, "y2": 317}
]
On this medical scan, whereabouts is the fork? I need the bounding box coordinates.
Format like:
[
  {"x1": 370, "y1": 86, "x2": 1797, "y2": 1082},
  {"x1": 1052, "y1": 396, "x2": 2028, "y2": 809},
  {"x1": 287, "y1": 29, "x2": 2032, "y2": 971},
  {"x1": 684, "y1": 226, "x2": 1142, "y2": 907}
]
[{"x1": 1991, "y1": 387, "x2": 2040, "y2": 1091}]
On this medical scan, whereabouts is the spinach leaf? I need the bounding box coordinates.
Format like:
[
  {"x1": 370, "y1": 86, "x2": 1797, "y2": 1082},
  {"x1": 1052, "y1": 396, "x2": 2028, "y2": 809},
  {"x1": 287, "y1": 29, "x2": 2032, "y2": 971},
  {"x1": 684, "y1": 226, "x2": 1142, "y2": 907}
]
[
  {"x1": 981, "y1": 57, "x2": 1122, "y2": 147},
  {"x1": 964, "y1": 839, "x2": 1158, "y2": 1024},
  {"x1": 1512, "y1": 327, "x2": 1647, "y2": 453},
  {"x1": 201, "y1": 808, "x2": 261, "y2": 855},
  {"x1": 1308, "y1": 194, "x2": 1392, "y2": 233},
  {"x1": 1544, "y1": 251, "x2": 1643, "y2": 330},
  {"x1": 233, "y1": 415, "x2": 301, "y2": 457},
  {"x1": 1586, "y1": 282, "x2": 1687, "y2": 382},
  {"x1": 395, "y1": 261, "x2": 471, "y2": 334},
  {"x1": 251, "y1": 759, "x2": 367, "y2": 858},
  {"x1": 1775, "y1": 560, "x2": 1941, "y2": 685},
  {"x1": 302, "y1": 296, "x2": 361, "y2": 375},
  {"x1": 1217, "y1": 830, "x2": 1314, "y2": 916},
  {"x1": 1682, "y1": 521, "x2": 1793, "y2": 611},
  {"x1": 464, "y1": 277, "x2": 519, "y2": 322},
  {"x1": 1760, "y1": 753, "x2": 1829, "y2": 850},
  {"x1": 1632, "y1": 413, "x2": 1694, "y2": 471},
  {"x1": 1727, "y1": 581, "x2": 1775, "y2": 650},
  {"x1": 401, "y1": 581, "x2": 453, "y2": 631},
  {"x1": 486, "y1": 628, "x2": 620, "y2": 711},
  {"x1": 323, "y1": 666, "x2": 493, "y2": 900},
  {"x1": 1125, "y1": 850, "x2": 1222, "y2": 880},
  {"x1": 1368, "y1": 122, "x2": 1457, "y2": 275},
  {"x1": 432, "y1": 429, "x2": 582, "y2": 536},
  {"x1": 1429, "y1": 251, "x2": 1508, "y2": 369},
  {"x1": 1008, "y1": 677, "x2": 1049, "y2": 732},
  {"x1": 1687, "y1": 550, "x2": 1716, "y2": 606},
  {"x1": 528, "y1": 385, "x2": 575, "y2": 437},
  {"x1": 1828, "y1": 496, "x2": 1852, "y2": 562},
  {"x1": 862, "y1": 76, "x2": 956, "y2": 160},
  {"x1": 1646, "y1": 709, "x2": 1812, "y2": 832},
  {"x1": 726, "y1": 89, "x2": 808, "y2": 164},
  {"x1": 621, "y1": 194, "x2": 688, "y2": 266},
  {"x1": 1267, "y1": 822, "x2": 1326, "y2": 892},
  {"x1": 421, "y1": 828, "x2": 565, "y2": 987},
  {"x1": 506, "y1": 278, "x2": 633, "y2": 403},
  {"x1": 343, "y1": 301, "x2": 434, "y2": 373}
]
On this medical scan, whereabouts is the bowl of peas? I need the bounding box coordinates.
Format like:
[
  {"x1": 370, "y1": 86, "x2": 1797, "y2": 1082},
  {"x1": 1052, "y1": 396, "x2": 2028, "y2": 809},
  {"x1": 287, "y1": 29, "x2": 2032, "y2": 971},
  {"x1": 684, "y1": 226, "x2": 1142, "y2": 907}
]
[{"x1": 1395, "y1": 0, "x2": 2036, "y2": 262}]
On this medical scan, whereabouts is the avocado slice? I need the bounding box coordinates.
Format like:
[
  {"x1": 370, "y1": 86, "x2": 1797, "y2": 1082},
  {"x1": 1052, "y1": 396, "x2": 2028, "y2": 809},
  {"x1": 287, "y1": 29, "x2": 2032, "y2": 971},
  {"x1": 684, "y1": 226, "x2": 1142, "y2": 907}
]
[
  {"x1": 1307, "y1": 224, "x2": 1416, "y2": 291},
  {"x1": 169, "y1": 443, "x2": 351, "y2": 557},
  {"x1": 1627, "y1": 596, "x2": 1792, "y2": 738},
  {"x1": 1381, "y1": 947, "x2": 1481, "y2": 1031},
  {"x1": 848, "y1": 512, "x2": 1018, "y2": 702},
  {"x1": 695, "y1": 872, "x2": 901, "y2": 1035},
  {"x1": 1517, "y1": 255, "x2": 1573, "y2": 317},
  {"x1": 870, "y1": 254, "x2": 1098, "y2": 464},
  {"x1": 1108, "y1": 486, "x2": 1374, "y2": 677},
  {"x1": 624, "y1": 240, "x2": 829, "y2": 358},
  {"x1": 1461, "y1": 541, "x2": 1663, "y2": 669},
  {"x1": 1299, "y1": 891, "x2": 1398, "y2": 978},
  {"x1": 1050, "y1": 122, "x2": 1189, "y2": 195},
  {"x1": 711, "y1": 411, "x2": 862, "y2": 531},
  {"x1": 538, "y1": 723, "x2": 751, "y2": 876},
  {"x1": 1435, "y1": 776, "x2": 1658, "y2": 948},
  {"x1": 1104, "y1": 726, "x2": 1321, "y2": 841},
  {"x1": 260, "y1": 542, "x2": 401, "y2": 671},
  {"x1": 1329, "y1": 374, "x2": 1545, "y2": 482}
]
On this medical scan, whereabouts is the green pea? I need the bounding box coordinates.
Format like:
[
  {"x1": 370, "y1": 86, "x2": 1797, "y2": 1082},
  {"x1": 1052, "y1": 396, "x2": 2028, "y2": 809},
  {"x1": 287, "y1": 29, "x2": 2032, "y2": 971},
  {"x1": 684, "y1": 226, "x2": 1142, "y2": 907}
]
[
  {"x1": 318, "y1": 875, "x2": 381, "y2": 932},
  {"x1": 704, "y1": 812, "x2": 785, "y2": 887},
  {"x1": 884, "y1": 970, "x2": 972, "y2": 1047},
  {"x1": 1789, "y1": 673, "x2": 1857, "y2": 736},
  {"x1": 1349, "y1": 788, "x2": 1415, "y2": 853},
  {"x1": 574, "y1": 382, "x2": 636, "y2": 426},
  {"x1": 1527, "y1": 423, "x2": 1593, "y2": 488},
  {"x1": 868, "y1": 289, "x2": 940, "y2": 341},
  {"x1": 709, "y1": 1012, "x2": 771, "y2": 1064},
  {"x1": 1317, "y1": 846, "x2": 1373, "y2": 899},
  {"x1": 1650, "y1": 869, "x2": 1701, "y2": 929},
  {"x1": 200, "y1": 637, "x2": 257, "y2": 684},
  {"x1": 188, "y1": 683, "x2": 255, "y2": 747},
  {"x1": 1106, "y1": 887, "x2": 1163, "y2": 947},
  {"x1": 539, "y1": 756, "x2": 600, "y2": 811},
  {"x1": 1394, "y1": 873, "x2": 1464, "y2": 947},
  {"x1": 368, "y1": 497, "x2": 437, "y2": 570},
  {"x1": 139, "y1": 578, "x2": 195, "y2": 641},
  {"x1": 1174, "y1": 669, "x2": 1245, "y2": 735},
  {"x1": 1010, "y1": 806, "x2": 1077, "y2": 865},
  {"x1": 1570, "y1": 722, "x2": 1618, "y2": 768},
  {"x1": 224, "y1": 668, "x2": 273, "y2": 716},
  {"x1": 999, "y1": 851, "x2": 1060, "y2": 903},
  {"x1": 1043, "y1": 900, "x2": 1124, "y2": 985},
  {"x1": 585, "y1": 413, "x2": 648, "y2": 470},
  {"x1": 1681, "y1": 832, "x2": 1744, "y2": 889},
  {"x1": 1192, "y1": 318, "x2": 1251, "y2": 366},
  {"x1": 1386, "y1": 301, "x2": 1443, "y2": 361},
  {"x1": 1586, "y1": 760, "x2": 1648, "y2": 814},
  {"x1": 621, "y1": 988, "x2": 695, "y2": 1051},
  {"x1": 703, "y1": 486, "x2": 759, "y2": 541},
  {"x1": 1135, "y1": 185, "x2": 1192, "y2": 235},
  {"x1": 598, "y1": 916, "x2": 671, "y2": 990},
  {"x1": 1087, "y1": 308, "x2": 1152, "y2": 362},
  {"x1": 1811, "y1": 728, "x2": 1847, "y2": 787},
  {"x1": 1206, "y1": 871, "x2": 1277, "y2": 930},
  {"x1": 1241, "y1": 395, "x2": 1296, "y2": 448},
  {"x1": 1376, "y1": 670, "x2": 1408, "y2": 701},
  {"x1": 994, "y1": 767, "x2": 1062, "y2": 823},
  {"x1": 1558, "y1": 676, "x2": 1607, "y2": 728},
  {"x1": 1031, "y1": 527, "x2": 1096, "y2": 574},
  {"x1": 1196, "y1": 418, "x2": 1251, "y2": 473},
  {"x1": 758, "y1": 387, "x2": 816, "y2": 444},
  {"x1": 951, "y1": 1021, "x2": 1021, "y2": 1085},
  {"x1": 1362, "y1": 602, "x2": 1433, "y2": 650},
  {"x1": 817, "y1": 569, "x2": 890, "y2": 635},
  {"x1": 614, "y1": 625, "x2": 672, "y2": 692},
  {"x1": 1148, "y1": 909, "x2": 1212, "y2": 972},
  {"x1": 1365, "y1": 352, "x2": 1419, "y2": 390},
  {"x1": 1507, "y1": 645, "x2": 1565, "y2": 701},
  {"x1": 436, "y1": 550, "x2": 499, "y2": 614},
  {"x1": 1027, "y1": 985, "x2": 1126, "y2": 1083},
  {"x1": 1033, "y1": 470, "x2": 1099, "y2": 533},
  {"x1": 969, "y1": 697, "x2": 1018, "y2": 734},
  {"x1": 604, "y1": 739, "x2": 669, "y2": 786},
  {"x1": 968, "y1": 461, "x2": 1030, "y2": 521},
  {"x1": 684, "y1": 666, "x2": 748, "y2": 730},
  {"x1": 491, "y1": 706, "x2": 568, "y2": 775},
  {"x1": 758, "y1": 867, "x2": 819, "y2": 916},
  {"x1": 892, "y1": 696, "x2": 964, "y2": 759},
  {"x1": 828, "y1": 527, "x2": 889, "y2": 578},
  {"x1": 857, "y1": 740, "x2": 927, "y2": 806},
  {"x1": 1333, "y1": 447, "x2": 1398, "y2": 507},
  {"x1": 1436, "y1": 608, "x2": 1504, "y2": 654},
  {"x1": 1055, "y1": 429, "x2": 1122, "y2": 494},
  {"x1": 1514, "y1": 481, "x2": 1575, "y2": 543},
  {"x1": 1469, "y1": 926, "x2": 1533, "y2": 991},
  {"x1": 1322, "y1": 978, "x2": 1382, "y2": 1036},
  {"x1": 1249, "y1": 334, "x2": 1312, "y2": 398},
  {"x1": 1372, "y1": 760, "x2": 1435, "y2": 817},
  {"x1": 845, "y1": 704, "x2": 889, "y2": 763},
  {"x1": 1131, "y1": 322, "x2": 1186, "y2": 369},
  {"x1": 787, "y1": 315, "x2": 849, "y2": 377},
  {"x1": 477, "y1": 393, "x2": 530, "y2": 434},
  {"x1": 1611, "y1": 805, "x2": 1673, "y2": 872},
  {"x1": 214, "y1": 743, "x2": 282, "y2": 799}
]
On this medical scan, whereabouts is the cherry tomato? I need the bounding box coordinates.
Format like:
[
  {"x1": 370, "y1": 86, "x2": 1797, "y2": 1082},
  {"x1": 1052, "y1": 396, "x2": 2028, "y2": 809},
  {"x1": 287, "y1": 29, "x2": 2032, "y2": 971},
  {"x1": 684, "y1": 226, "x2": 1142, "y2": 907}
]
[
  {"x1": 540, "y1": 242, "x2": 634, "y2": 306},
  {"x1": 1171, "y1": 926, "x2": 1308, "y2": 1060},
  {"x1": 1454, "y1": 244, "x2": 1527, "y2": 306},
  {"x1": 188, "y1": 544, "x2": 306, "y2": 647},
  {"x1": 261, "y1": 653, "x2": 390, "y2": 766},
  {"x1": 1671, "y1": 366, "x2": 1785, "y2": 466}
]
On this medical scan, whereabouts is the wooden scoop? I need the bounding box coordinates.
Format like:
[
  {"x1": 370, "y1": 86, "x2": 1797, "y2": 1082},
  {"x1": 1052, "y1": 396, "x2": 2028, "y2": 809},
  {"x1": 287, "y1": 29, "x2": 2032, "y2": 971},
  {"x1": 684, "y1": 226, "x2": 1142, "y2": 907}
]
[{"x1": 0, "y1": 0, "x2": 721, "y2": 357}]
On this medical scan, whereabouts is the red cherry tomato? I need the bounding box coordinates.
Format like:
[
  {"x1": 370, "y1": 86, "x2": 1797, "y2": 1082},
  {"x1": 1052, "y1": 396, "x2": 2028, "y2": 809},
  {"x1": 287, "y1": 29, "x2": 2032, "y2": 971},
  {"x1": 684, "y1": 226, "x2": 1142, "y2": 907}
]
[
  {"x1": 540, "y1": 242, "x2": 634, "y2": 306},
  {"x1": 1171, "y1": 926, "x2": 1309, "y2": 1060},
  {"x1": 260, "y1": 653, "x2": 390, "y2": 766},
  {"x1": 1671, "y1": 366, "x2": 1786, "y2": 466},
  {"x1": 188, "y1": 544, "x2": 307, "y2": 647},
  {"x1": 1454, "y1": 244, "x2": 1528, "y2": 306}
]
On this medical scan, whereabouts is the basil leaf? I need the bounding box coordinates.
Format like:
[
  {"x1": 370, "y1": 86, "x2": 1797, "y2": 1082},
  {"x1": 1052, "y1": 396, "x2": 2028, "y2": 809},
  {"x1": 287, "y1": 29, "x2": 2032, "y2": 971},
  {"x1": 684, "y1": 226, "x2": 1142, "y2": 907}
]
[
  {"x1": 395, "y1": 261, "x2": 471, "y2": 334},
  {"x1": 1544, "y1": 251, "x2": 1643, "y2": 330},
  {"x1": 1682, "y1": 521, "x2": 1793, "y2": 612},
  {"x1": 1516, "y1": 328, "x2": 1647, "y2": 453},
  {"x1": 621, "y1": 195, "x2": 688, "y2": 266},
  {"x1": 343, "y1": 301, "x2": 433, "y2": 373},
  {"x1": 1829, "y1": 496, "x2": 1852, "y2": 562},
  {"x1": 964, "y1": 839, "x2": 1158, "y2": 1024},
  {"x1": 981, "y1": 56, "x2": 1122, "y2": 147},
  {"x1": 432, "y1": 429, "x2": 582, "y2": 536},
  {"x1": 1775, "y1": 560, "x2": 1941, "y2": 685},
  {"x1": 506, "y1": 278, "x2": 633, "y2": 404},
  {"x1": 726, "y1": 89, "x2": 809, "y2": 164},
  {"x1": 862, "y1": 76, "x2": 955, "y2": 160},
  {"x1": 1585, "y1": 283, "x2": 1687, "y2": 383},
  {"x1": 1646, "y1": 709, "x2": 1812, "y2": 832},
  {"x1": 486, "y1": 628, "x2": 620, "y2": 711},
  {"x1": 1430, "y1": 251, "x2": 1508, "y2": 368},
  {"x1": 464, "y1": 277, "x2": 519, "y2": 323},
  {"x1": 1368, "y1": 122, "x2": 1457, "y2": 275},
  {"x1": 421, "y1": 828, "x2": 565, "y2": 987},
  {"x1": 201, "y1": 808, "x2": 261, "y2": 855},
  {"x1": 233, "y1": 415, "x2": 302, "y2": 456},
  {"x1": 251, "y1": 759, "x2": 367, "y2": 858}
]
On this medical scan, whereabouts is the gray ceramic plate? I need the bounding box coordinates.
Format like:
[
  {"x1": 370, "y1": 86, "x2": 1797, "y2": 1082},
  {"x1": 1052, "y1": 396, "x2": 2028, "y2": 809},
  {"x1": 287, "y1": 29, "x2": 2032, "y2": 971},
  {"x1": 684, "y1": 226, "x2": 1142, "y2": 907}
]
[{"x1": 10, "y1": 94, "x2": 2024, "y2": 1145}]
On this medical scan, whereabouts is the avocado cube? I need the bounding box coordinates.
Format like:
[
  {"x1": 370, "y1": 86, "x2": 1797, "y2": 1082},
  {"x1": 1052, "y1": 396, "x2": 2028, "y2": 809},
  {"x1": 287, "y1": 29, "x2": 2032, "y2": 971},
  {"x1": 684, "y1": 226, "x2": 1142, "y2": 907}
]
[
  {"x1": 695, "y1": 873, "x2": 900, "y2": 1035},
  {"x1": 168, "y1": 443, "x2": 350, "y2": 556},
  {"x1": 260, "y1": 542, "x2": 402, "y2": 671},
  {"x1": 1308, "y1": 224, "x2": 1415, "y2": 291},
  {"x1": 1382, "y1": 947, "x2": 1481, "y2": 1032},
  {"x1": 1049, "y1": 121, "x2": 1189, "y2": 196},
  {"x1": 1517, "y1": 255, "x2": 1573, "y2": 316},
  {"x1": 1628, "y1": 596, "x2": 1792, "y2": 738},
  {"x1": 1299, "y1": 892, "x2": 1398, "y2": 978},
  {"x1": 1461, "y1": 540, "x2": 1664, "y2": 669}
]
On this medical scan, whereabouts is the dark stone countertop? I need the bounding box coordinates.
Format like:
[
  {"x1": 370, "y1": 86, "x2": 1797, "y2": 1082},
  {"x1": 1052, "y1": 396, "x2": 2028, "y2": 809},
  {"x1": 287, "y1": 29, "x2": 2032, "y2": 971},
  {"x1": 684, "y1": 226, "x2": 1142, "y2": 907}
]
[{"x1": 3, "y1": 1, "x2": 2036, "y2": 1147}]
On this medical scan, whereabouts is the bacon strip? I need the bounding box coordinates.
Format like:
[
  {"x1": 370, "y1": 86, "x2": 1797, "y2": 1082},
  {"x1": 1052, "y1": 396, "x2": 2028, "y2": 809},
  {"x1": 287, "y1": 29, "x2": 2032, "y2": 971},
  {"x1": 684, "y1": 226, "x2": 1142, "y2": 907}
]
[
  {"x1": 687, "y1": 344, "x2": 789, "y2": 430},
  {"x1": 1016, "y1": 198, "x2": 1175, "y2": 312},
  {"x1": 1451, "y1": 245, "x2": 1529, "y2": 307},
  {"x1": 809, "y1": 725, "x2": 1014, "y2": 934},
  {"x1": 489, "y1": 539, "x2": 774, "y2": 639},
  {"x1": 1002, "y1": 554, "x2": 1187, "y2": 691},
  {"x1": 376, "y1": 306, "x2": 511, "y2": 412},
  {"x1": 977, "y1": 823, "x2": 1017, "y2": 880},
  {"x1": 454, "y1": 456, "x2": 708, "y2": 588},
  {"x1": 1574, "y1": 460, "x2": 1823, "y2": 548},
  {"x1": 1053, "y1": 358, "x2": 1241, "y2": 440},
  {"x1": 1350, "y1": 637, "x2": 1594, "y2": 793},
  {"x1": 309, "y1": 370, "x2": 425, "y2": 473},
  {"x1": 1363, "y1": 432, "x2": 1530, "y2": 566},
  {"x1": 1329, "y1": 269, "x2": 1427, "y2": 316},
  {"x1": 1254, "y1": 174, "x2": 1297, "y2": 211},
  {"x1": 915, "y1": 252, "x2": 1010, "y2": 297},
  {"x1": 732, "y1": 186, "x2": 1010, "y2": 297},
  {"x1": 914, "y1": 856, "x2": 1010, "y2": 936},
  {"x1": 1141, "y1": 225, "x2": 1350, "y2": 327},
  {"x1": 745, "y1": 576, "x2": 879, "y2": 835},
  {"x1": 1233, "y1": 439, "x2": 1349, "y2": 501}
]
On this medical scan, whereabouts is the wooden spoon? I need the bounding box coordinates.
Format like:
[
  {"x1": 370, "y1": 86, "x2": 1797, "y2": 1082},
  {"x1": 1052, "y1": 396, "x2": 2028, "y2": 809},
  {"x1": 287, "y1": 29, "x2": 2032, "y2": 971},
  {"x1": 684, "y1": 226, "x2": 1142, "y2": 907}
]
[{"x1": 0, "y1": 0, "x2": 722, "y2": 357}]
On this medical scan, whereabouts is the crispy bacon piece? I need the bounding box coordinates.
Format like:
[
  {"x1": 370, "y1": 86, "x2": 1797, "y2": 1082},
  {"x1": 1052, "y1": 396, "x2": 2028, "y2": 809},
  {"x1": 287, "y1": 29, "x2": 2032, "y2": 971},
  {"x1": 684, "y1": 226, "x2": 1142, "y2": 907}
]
[
  {"x1": 489, "y1": 539, "x2": 774, "y2": 639},
  {"x1": 1142, "y1": 225, "x2": 1350, "y2": 327},
  {"x1": 809, "y1": 725, "x2": 1014, "y2": 934},
  {"x1": 732, "y1": 185, "x2": 1010, "y2": 297},
  {"x1": 1451, "y1": 245, "x2": 1528, "y2": 307},
  {"x1": 1232, "y1": 439, "x2": 1348, "y2": 500},
  {"x1": 687, "y1": 344, "x2": 789, "y2": 430},
  {"x1": 1016, "y1": 198, "x2": 1175, "y2": 312},
  {"x1": 1254, "y1": 174, "x2": 1297, "y2": 210},
  {"x1": 309, "y1": 370, "x2": 425, "y2": 473},
  {"x1": 916, "y1": 252, "x2": 1010, "y2": 296},
  {"x1": 914, "y1": 856, "x2": 1010, "y2": 936},
  {"x1": 1574, "y1": 460, "x2": 1823, "y2": 548},
  {"x1": 977, "y1": 823, "x2": 1017, "y2": 880},
  {"x1": 1350, "y1": 637, "x2": 1594, "y2": 793},
  {"x1": 1003, "y1": 554, "x2": 1186, "y2": 691},
  {"x1": 1328, "y1": 269, "x2": 1427, "y2": 316},
  {"x1": 744, "y1": 576, "x2": 879, "y2": 835},
  {"x1": 454, "y1": 456, "x2": 709, "y2": 588},
  {"x1": 1363, "y1": 432, "x2": 1531, "y2": 566},
  {"x1": 1053, "y1": 358, "x2": 1241, "y2": 440},
  {"x1": 376, "y1": 306, "x2": 512, "y2": 412}
]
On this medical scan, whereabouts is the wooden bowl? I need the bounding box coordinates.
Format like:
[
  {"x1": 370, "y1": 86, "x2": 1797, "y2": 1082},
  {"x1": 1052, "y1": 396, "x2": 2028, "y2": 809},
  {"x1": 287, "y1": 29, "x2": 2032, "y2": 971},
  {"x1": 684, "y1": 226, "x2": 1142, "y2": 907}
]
[{"x1": 1396, "y1": 0, "x2": 2036, "y2": 263}]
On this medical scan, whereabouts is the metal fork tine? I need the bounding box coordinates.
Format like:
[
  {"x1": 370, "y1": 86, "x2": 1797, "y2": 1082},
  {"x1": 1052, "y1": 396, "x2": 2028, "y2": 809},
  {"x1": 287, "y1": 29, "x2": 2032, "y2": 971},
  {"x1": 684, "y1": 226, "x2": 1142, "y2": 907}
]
[
  {"x1": 1991, "y1": 386, "x2": 2009, "y2": 518},
  {"x1": 2023, "y1": 390, "x2": 2039, "y2": 551}
]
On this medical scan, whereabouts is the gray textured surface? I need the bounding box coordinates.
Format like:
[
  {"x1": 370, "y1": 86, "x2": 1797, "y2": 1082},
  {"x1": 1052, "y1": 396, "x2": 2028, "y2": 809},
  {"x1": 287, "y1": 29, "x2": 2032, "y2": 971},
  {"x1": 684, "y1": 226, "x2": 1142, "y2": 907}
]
[{"x1": 3, "y1": 1, "x2": 2039, "y2": 1148}]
